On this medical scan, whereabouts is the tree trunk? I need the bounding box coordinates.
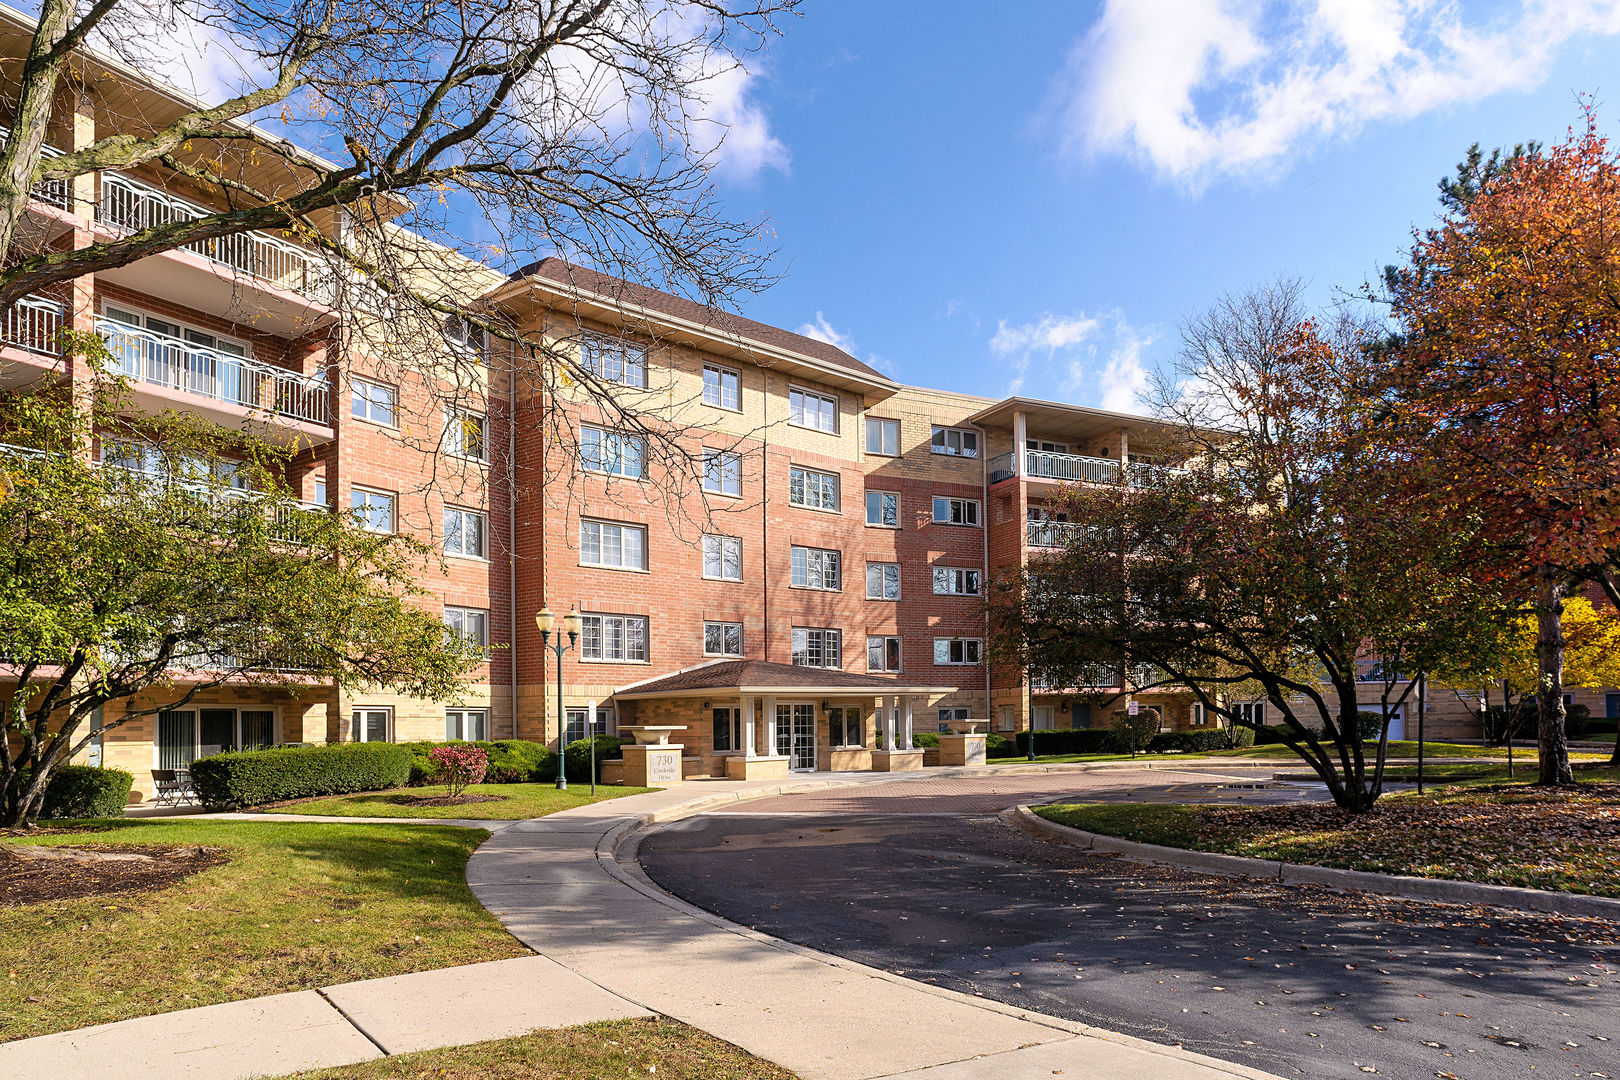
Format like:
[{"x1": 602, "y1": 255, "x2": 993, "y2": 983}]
[{"x1": 1533, "y1": 570, "x2": 1574, "y2": 786}]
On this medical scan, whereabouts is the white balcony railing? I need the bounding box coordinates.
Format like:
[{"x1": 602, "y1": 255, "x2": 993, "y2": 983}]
[
  {"x1": 0, "y1": 126, "x2": 72, "y2": 210},
  {"x1": 97, "y1": 173, "x2": 336, "y2": 304},
  {"x1": 97, "y1": 316, "x2": 331, "y2": 425},
  {"x1": 1027, "y1": 520, "x2": 1085, "y2": 548},
  {"x1": 1026, "y1": 449, "x2": 1121, "y2": 484},
  {"x1": 1, "y1": 295, "x2": 62, "y2": 355}
]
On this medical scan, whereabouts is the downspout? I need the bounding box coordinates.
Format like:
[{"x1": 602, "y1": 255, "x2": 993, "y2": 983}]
[
  {"x1": 509, "y1": 339, "x2": 519, "y2": 739},
  {"x1": 761, "y1": 410, "x2": 771, "y2": 663},
  {"x1": 977, "y1": 422, "x2": 990, "y2": 719}
]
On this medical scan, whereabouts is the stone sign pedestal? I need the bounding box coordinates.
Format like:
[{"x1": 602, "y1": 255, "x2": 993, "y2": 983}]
[
  {"x1": 620, "y1": 743, "x2": 685, "y2": 787},
  {"x1": 724, "y1": 755, "x2": 790, "y2": 780},
  {"x1": 937, "y1": 733, "x2": 987, "y2": 767},
  {"x1": 870, "y1": 748, "x2": 926, "y2": 772}
]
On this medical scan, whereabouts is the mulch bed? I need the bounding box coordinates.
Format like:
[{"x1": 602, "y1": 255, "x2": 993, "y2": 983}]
[
  {"x1": 383, "y1": 793, "x2": 510, "y2": 808},
  {"x1": 0, "y1": 844, "x2": 230, "y2": 907}
]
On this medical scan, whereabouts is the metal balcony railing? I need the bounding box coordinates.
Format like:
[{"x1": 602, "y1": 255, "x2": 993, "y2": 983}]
[
  {"x1": 0, "y1": 126, "x2": 72, "y2": 210},
  {"x1": 1, "y1": 295, "x2": 62, "y2": 355},
  {"x1": 1026, "y1": 449, "x2": 1121, "y2": 483},
  {"x1": 98, "y1": 173, "x2": 336, "y2": 304},
  {"x1": 97, "y1": 317, "x2": 331, "y2": 425},
  {"x1": 1027, "y1": 520, "x2": 1085, "y2": 548}
]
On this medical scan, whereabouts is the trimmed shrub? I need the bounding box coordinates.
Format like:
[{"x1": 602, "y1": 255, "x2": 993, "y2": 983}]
[
  {"x1": 564, "y1": 735, "x2": 623, "y2": 782},
  {"x1": 35, "y1": 765, "x2": 133, "y2": 819},
  {"x1": 1566, "y1": 703, "x2": 1592, "y2": 740},
  {"x1": 1012, "y1": 728, "x2": 1121, "y2": 757},
  {"x1": 1146, "y1": 729, "x2": 1229, "y2": 754},
  {"x1": 1227, "y1": 723, "x2": 1256, "y2": 748},
  {"x1": 191, "y1": 743, "x2": 412, "y2": 808},
  {"x1": 429, "y1": 745, "x2": 488, "y2": 797},
  {"x1": 1111, "y1": 711, "x2": 1160, "y2": 755},
  {"x1": 985, "y1": 732, "x2": 1015, "y2": 758},
  {"x1": 911, "y1": 732, "x2": 941, "y2": 748}
]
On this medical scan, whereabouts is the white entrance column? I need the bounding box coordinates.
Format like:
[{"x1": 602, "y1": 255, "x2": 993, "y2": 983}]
[
  {"x1": 901, "y1": 696, "x2": 914, "y2": 750},
  {"x1": 881, "y1": 695, "x2": 896, "y2": 751},
  {"x1": 742, "y1": 695, "x2": 756, "y2": 759},
  {"x1": 763, "y1": 695, "x2": 778, "y2": 756}
]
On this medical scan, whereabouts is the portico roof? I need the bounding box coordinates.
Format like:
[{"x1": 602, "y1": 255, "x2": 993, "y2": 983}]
[{"x1": 611, "y1": 660, "x2": 957, "y2": 701}]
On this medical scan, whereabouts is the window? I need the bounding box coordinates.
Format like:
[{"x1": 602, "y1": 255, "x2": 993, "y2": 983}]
[
  {"x1": 580, "y1": 332, "x2": 647, "y2": 387},
  {"x1": 703, "y1": 448, "x2": 742, "y2": 496},
  {"x1": 580, "y1": 519, "x2": 646, "y2": 570},
  {"x1": 934, "y1": 638, "x2": 983, "y2": 665},
  {"x1": 445, "y1": 708, "x2": 489, "y2": 741},
  {"x1": 581, "y1": 426, "x2": 645, "y2": 478},
  {"x1": 930, "y1": 425, "x2": 978, "y2": 458},
  {"x1": 789, "y1": 386, "x2": 838, "y2": 433},
  {"x1": 351, "y1": 487, "x2": 395, "y2": 533},
  {"x1": 790, "y1": 546, "x2": 841, "y2": 590},
  {"x1": 932, "y1": 567, "x2": 981, "y2": 596},
  {"x1": 1608, "y1": 692, "x2": 1620, "y2": 719},
  {"x1": 1027, "y1": 439, "x2": 1068, "y2": 453},
  {"x1": 866, "y1": 562, "x2": 900, "y2": 600},
  {"x1": 703, "y1": 364, "x2": 741, "y2": 410},
  {"x1": 938, "y1": 706, "x2": 970, "y2": 733},
  {"x1": 791, "y1": 627, "x2": 842, "y2": 668},
  {"x1": 711, "y1": 706, "x2": 742, "y2": 751},
  {"x1": 313, "y1": 478, "x2": 329, "y2": 507},
  {"x1": 1233, "y1": 702, "x2": 1266, "y2": 726},
  {"x1": 565, "y1": 706, "x2": 613, "y2": 743},
  {"x1": 998, "y1": 705, "x2": 1016, "y2": 732},
  {"x1": 865, "y1": 417, "x2": 899, "y2": 456},
  {"x1": 704, "y1": 621, "x2": 744, "y2": 657},
  {"x1": 865, "y1": 490, "x2": 899, "y2": 527},
  {"x1": 932, "y1": 496, "x2": 980, "y2": 526},
  {"x1": 702, "y1": 534, "x2": 743, "y2": 580},
  {"x1": 351, "y1": 708, "x2": 392, "y2": 743},
  {"x1": 581, "y1": 613, "x2": 648, "y2": 662},
  {"x1": 1191, "y1": 702, "x2": 1210, "y2": 727},
  {"x1": 351, "y1": 379, "x2": 396, "y2": 425},
  {"x1": 828, "y1": 706, "x2": 863, "y2": 748},
  {"x1": 867, "y1": 636, "x2": 901, "y2": 673},
  {"x1": 444, "y1": 606, "x2": 489, "y2": 647},
  {"x1": 789, "y1": 466, "x2": 839, "y2": 510},
  {"x1": 444, "y1": 506, "x2": 487, "y2": 558},
  {"x1": 444, "y1": 314, "x2": 488, "y2": 357},
  {"x1": 444, "y1": 409, "x2": 488, "y2": 460}
]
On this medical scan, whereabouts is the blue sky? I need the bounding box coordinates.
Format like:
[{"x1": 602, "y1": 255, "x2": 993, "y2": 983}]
[{"x1": 692, "y1": 1, "x2": 1620, "y2": 410}]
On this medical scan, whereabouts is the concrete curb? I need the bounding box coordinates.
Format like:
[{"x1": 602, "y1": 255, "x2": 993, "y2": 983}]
[{"x1": 1009, "y1": 804, "x2": 1620, "y2": 920}]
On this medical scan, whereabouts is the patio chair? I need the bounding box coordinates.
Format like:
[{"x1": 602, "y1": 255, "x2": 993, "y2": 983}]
[{"x1": 151, "y1": 768, "x2": 198, "y2": 807}]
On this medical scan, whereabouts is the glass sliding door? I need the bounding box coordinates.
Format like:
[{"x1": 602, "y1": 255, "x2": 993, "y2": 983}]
[{"x1": 157, "y1": 710, "x2": 196, "y2": 769}]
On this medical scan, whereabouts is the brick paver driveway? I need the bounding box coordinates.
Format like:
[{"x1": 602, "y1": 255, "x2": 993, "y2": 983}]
[{"x1": 642, "y1": 767, "x2": 1620, "y2": 1080}]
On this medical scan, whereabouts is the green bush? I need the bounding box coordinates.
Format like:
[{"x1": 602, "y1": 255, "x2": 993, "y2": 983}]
[
  {"x1": 564, "y1": 735, "x2": 623, "y2": 782},
  {"x1": 1566, "y1": 703, "x2": 1592, "y2": 740},
  {"x1": 1111, "y1": 711, "x2": 1160, "y2": 755},
  {"x1": 911, "y1": 732, "x2": 941, "y2": 748},
  {"x1": 1146, "y1": 729, "x2": 1232, "y2": 754},
  {"x1": 401, "y1": 739, "x2": 557, "y2": 785},
  {"x1": 1013, "y1": 729, "x2": 1121, "y2": 756},
  {"x1": 191, "y1": 743, "x2": 412, "y2": 808},
  {"x1": 985, "y1": 732, "x2": 1015, "y2": 758},
  {"x1": 33, "y1": 765, "x2": 133, "y2": 818},
  {"x1": 1227, "y1": 723, "x2": 1257, "y2": 748}
]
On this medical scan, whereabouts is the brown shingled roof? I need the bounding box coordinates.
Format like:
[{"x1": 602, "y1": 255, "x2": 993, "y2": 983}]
[
  {"x1": 511, "y1": 257, "x2": 890, "y2": 383},
  {"x1": 612, "y1": 659, "x2": 956, "y2": 699}
]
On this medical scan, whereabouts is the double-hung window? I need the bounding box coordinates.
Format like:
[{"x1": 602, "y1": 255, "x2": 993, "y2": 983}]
[
  {"x1": 444, "y1": 606, "x2": 489, "y2": 648},
  {"x1": 351, "y1": 379, "x2": 396, "y2": 425},
  {"x1": 351, "y1": 486, "x2": 395, "y2": 533},
  {"x1": 932, "y1": 567, "x2": 981, "y2": 596},
  {"x1": 867, "y1": 636, "x2": 901, "y2": 673},
  {"x1": 790, "y1": 546, "x2": 841, "y2": 590},
  {"x1": 933, "y1": 638, "x2": 983, "y2": 665},
  {"x1": 703, "y1": 448, "x2": 742, "y2": 496},
  {"x1": 932, "y1": 496, "x2": 980, "y2": 526},
  {"x1": 702, "y1": 534, "x2": 743, "y2": 580},
  {"x1": 580, "y1": 332, "x2": 647, "y2": 387},
  {"x1": 930, "y1": 425, "x2": 978, "y2": 457},
  {"x1": 866, "y1": 562, "x2": 900, "y2": 600},
  {"x1": 444, "y1": 409, "x2": 487, "y2": 460},
  {"x1": 865, "y1": 490, "x2": 898, "y2": 527},
  {"x1": 580, "y1": 519, "x2": 646, "y2": 570},
  {"x1": 938, "y1": 706, "x2": 970, "y2": 733},
  {"x1": 703, "y1": 364, "x2": 741, "y2": 410},
  {"x1": 581, "y1": 613, "x2": 648, "y2": 662},
  {"x1": 581, "y1": 426, "x2": 644, "y2": 478},
  {"x1": 789, "y1": 466, "x2": 838, "y2": 511},
  {"x1": 445, "y1": 708, "x2": 489, "y2": 741},
  {"x1": 703, "y1": 621, "x2": 744, "y2": 657},
  {"x1": 865, "y1": 416, "x2": 899, "y2": 456},
  {"x1": 444, "y1": 506, "x2": 487, "y2": 558},
  {"x1": 789, "y1": 386, "x2": 838, "y2": 433},
  {"x1": 791, "y1": 627, "x2": 842, "y2": 669},
  {"x1": 565, "y1": 705, "x2": 613, "y2": 743}
]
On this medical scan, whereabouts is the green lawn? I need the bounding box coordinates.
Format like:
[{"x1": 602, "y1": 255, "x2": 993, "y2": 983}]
[
  {"x1": 0, "y1": 820, "x2": 527, "y2": 1041},
  {"x1": 260, "y1": 782, "x2": 653, "y2": 819},
  {"x1": 1037, "y1": 770, "x2": 1620, "y2": 896},
  {"x1": 271, "y1": 1018, "x2": 796, "y2": 1080}
]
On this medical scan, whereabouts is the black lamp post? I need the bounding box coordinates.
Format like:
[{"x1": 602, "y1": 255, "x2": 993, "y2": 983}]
[{"x1": 536, "y1": 604, "x2": 581, "y2": 791}]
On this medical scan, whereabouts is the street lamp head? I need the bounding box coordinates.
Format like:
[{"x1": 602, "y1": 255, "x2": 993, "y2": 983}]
[
  {"x1": 562, "y1": 605, "x2": 582, "y2": 643},
  {"x1": 535, "y1": 605, "x2": 553, "y2": 642}
]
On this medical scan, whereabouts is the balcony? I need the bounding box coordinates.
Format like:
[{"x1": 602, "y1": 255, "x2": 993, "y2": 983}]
[
  {"x1": 1, "y1": 295, "x2": 62, "y2": 356},
  {"x1": 98, "y1": 316, "x2": 332, "y2": 434},
  {"x1": 989, "y1": 448, "x2": 1184, "y2": 488},
  {"x1": 1026, "y1": 519, "x2": 1086, "y2": 548}
]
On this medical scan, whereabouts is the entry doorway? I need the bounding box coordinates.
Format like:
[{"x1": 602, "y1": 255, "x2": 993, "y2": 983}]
[{"x1": 776, "y1": 703, "x2": 816, "y2": 770}]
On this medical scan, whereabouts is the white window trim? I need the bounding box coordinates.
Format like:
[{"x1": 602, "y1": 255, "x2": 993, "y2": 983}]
[
  {"x1": 443, "y1": 605, "x2": 490, "y2": 649},
  {"x1": 865, "y1": 562, "x2": 901, "y2": 600},
  {"x1": 349, "y1": 376, "x2": 399, "y2": 428},
  {"x1": 865, "y1": 416, "x2": 900, "y2": 457},
  {"x1": 790, "y1": 545, "x2": 842, "y2": 592},
  {"x1": 579, "y1": 330, "x2": 649, "y2": 388},
  {"x1": 932, "y1": 566, "x2": 982, "y2": 596},
  {"x1": 932, "y1": 496, "x2": 982, "y2": 527},
  {"x1": 866, "y1": 635, "x2": 902, "y2": 673},
  {"x1": 444, "y1": 505, "x2": 489, "y2": 560},
  {"x1": 790, "y1": 626, "x2": 843, "y2": 669},
  {"x1": 865, "y1": 489, "x2": 900, "y2": 529},
  {"x1": 701, "y1": 533, "x2": 744, "y2": 582},
  {"x1": 580, "y1": 425, "x2": 647, "y2": 480},
  {"x1": 933, "y1": 638, "x2": 984, "y2": 666},
  {"x1": 350, "y1": 706, "x2": 394, "y2": 743},
  {"x1": 579, "y1": 518, "x2": 648, "y2": 572},
  {"x1": 152, "y1": 707, "x2": 281, "y2": 766},
  {"x1": 930, "y1": 425, "x2": 980, "y2": 458},
  {"x1": 789, "y1": 465, "x2": 840, "y2": 513},
  {"x1": 445, "y1": 708, "x2": 490, "y2": 741},
  {"x1": 702, "y1": 363, "x2": 742, "y2": 412},
  {"x1": 579, "y1": 612, "x2": 651, "y2": 664},
  {"x1": 702, "y1": 620, "x2": 745, "y2": 658},
  {"x1": 351, "y1": 485, "x2": 396, "y2": 533},
  {"x1": 788, "y1": 385, "x2": 839, "y2": 434},
  {"x1": 443, "y1": 408, "x2": 489, "y2": 461},
  {"x1": 702, "y1": 448, "x2": 744, "y2": 497}
]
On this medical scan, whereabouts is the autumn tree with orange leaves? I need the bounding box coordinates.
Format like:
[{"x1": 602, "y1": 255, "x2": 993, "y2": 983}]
[{"x1": 1386, "y1": 109, "x2": 1620, "y2": 787}]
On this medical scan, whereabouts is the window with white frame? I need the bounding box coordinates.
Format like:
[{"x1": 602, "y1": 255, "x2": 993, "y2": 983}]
[
  {"x1": 828, "y1": 705, "x2": 863, "y2": 747},
  {"x1": 444, "y1": 606, "x2": 489, "y2": 647},
  {"x1": 351, "y1": 707, "x2": 392, "y2": 743},
  {"x1": 580, "y1": 519, "x2": 646, "y2": 570},
  {"x1": 865, "y1": 416, "x2": 899, "y2": 456},
  {"x1": 865, "y1": 489, "x2": 898, "y2": 527},
  {"x1": 445, "y1": 708, "x2": 489, "y2": 741},
  {"x1": 930, "y1": 425, "x2": 978, "y2": 457},
  {"x1": 866, "y1": 562, "x2": 900, "y2": 600},
  {"x1": 444, "y1": 506, "x2": 487, "y2": 558},
  {"x1": 938, "y1": 706, "x2": 970, "y2": 733},
  {"x1": 789, "y1": 466, "x2": 839, "y2": 510},
  {"x1": 933, "y1": 638, "x2": 983, "y2": 665},
  {"x1": 579, "y1": 332, "x2": 647, "y2": 387},
  {"x1": 791, "y1": 626, "x2": 842, "y2": 668},
  {"x1": 790, "y1": 546, "x2": 841, "y2": 590},
  {"x1": 703, "y1": 620, "x2": 744, "y2": 657},
  {"x1": 444, "y1": 409, "x2": 487, "y2": 460},
  {"x1": 702, "y1": 534, "x2": 743, "y2": 580},
  {"x1": 932, "y1": 496, "x2": 980, "y2": 526},
  {"x1": 932, "y1": 566, "x2": 981, "y2": 595},
  {"x1": 789, "y1": 386, "x2": 838, "y2": 433},
  {"x1": 581, "y1": 426, "x2": 645, "y2": 478},
  {"x1": 998, "y1": 705, "x2": 1016, "y2": 732},
  {"x1": 867, "y1": 635, "x2": 901, "y2": 673},
  {"x1": 703, "y1": 364, "x2": 741, "y2": 410},
  {"x1": 443, "y1": 314, "x2": 488, "y2": 358},
  {"x1": 581, "y1": 613, "x2": 648, "y2": 662},
  {"x1": 351, "y1": 378, "x2": 396, "y2": 425},
  {"x1": 1191, "y1": 702, "x2": 1210, "y2": 727},
  {"x1": 565, "y1": 705, "x2": 614, "y2": 743},
  {"x1": 702, "y1": 448, "x2": 742, "y2": 495},
  {"x1": 351, "y1": 486, "x2": 395, "y2": 533},
  {"x1": 1233, "y1": 701, "x2": 1266, "y2": 726}
]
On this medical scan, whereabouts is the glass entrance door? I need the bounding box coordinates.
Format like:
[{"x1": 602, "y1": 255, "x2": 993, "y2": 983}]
[{"x1": 775, "y1": 703, "x2": 816, "y2": 770}]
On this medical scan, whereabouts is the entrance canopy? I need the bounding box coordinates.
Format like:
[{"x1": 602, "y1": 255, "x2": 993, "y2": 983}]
[{"x1": 612, "y1": 659, "x2": 957, "y2": 701}]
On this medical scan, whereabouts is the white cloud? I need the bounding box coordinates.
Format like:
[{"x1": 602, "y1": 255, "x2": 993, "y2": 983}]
[
  {"x1": 991, "y1": 310, "x2": 1156, "y2": 411},
  {"x1": 1048, "y1": 0, "x2": 1620, "y2": 184},
  {"x1": 797, "y1": 311, "x2": 896, "y2": 377},
  {"x1": 689, "y1": 61, "x2": 790, "y2": 180}
]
